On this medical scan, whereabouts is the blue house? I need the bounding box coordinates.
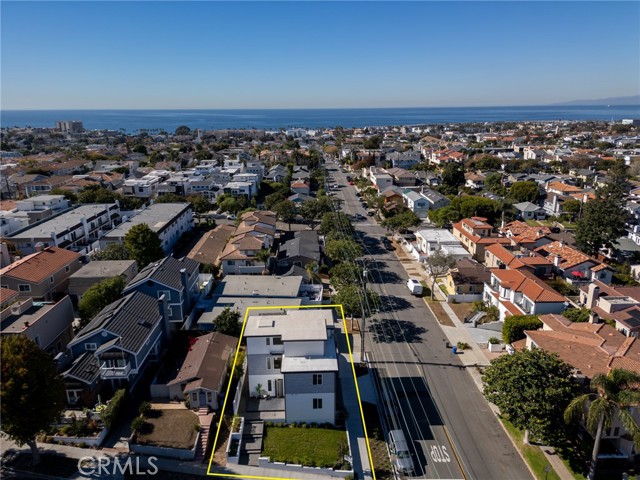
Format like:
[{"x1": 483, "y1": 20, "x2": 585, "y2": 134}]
[
  {"x1": 123, "y1": 256, "x2": 200, "y2": 331},
  {"x1": 63, "y1": 291, "x2": 168, "y2": 406}
]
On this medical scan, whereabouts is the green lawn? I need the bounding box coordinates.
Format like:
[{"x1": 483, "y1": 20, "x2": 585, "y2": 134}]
[
  {"x1": 262, "y1": 425, "x2": 348, "y2": 468},
  {"x1": 501, "y1": 419, "x2": 562, "y2": 480}
]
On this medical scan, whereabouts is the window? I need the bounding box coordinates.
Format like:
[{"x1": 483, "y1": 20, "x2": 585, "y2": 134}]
[
  {"x1": 313, "y1": 374, "x2": 323, "y2": 385},
  {"x1": 267, "y1": 380, "x2": 272, "y2": 392},
  {"x1": 50, "y1": 276, "x2": 55, "y2": 284},
  {"x1": 33, "y1": 336, "x2": 40, "y2": 347},
  {"x1": 313, "y1": 398, "x2": 323, "y2": 409},
  {"x1": 18, "y1": 284, "x2": 31, "y2": 292},
  {"x1": 65, "y1": 266, "x2": 70, "y2": 273},
  {"x1": 207, "y1": 392, "x2": 212, "y2": 402},
  {"x1": 273, "y1": 357, "x2": 282, "y2": 369},
  {"x1": 191, "y1": 392, "x2": 198, "y2": 402},
  {"x1": 266, "y1": 337, "x2": 271, "y2": 346},
  {"x1": 85, "y1": 343, "x2": 97, "y2": 351},
  {"x1": 273, "y1": 336, "x2": 283, "y2": 345},
  {"x1": 266, "y1": 357, "x2": 272, "y2": 370},
  {"x1": 158, "y1": 290, "x2": 170, "y2": 300}
]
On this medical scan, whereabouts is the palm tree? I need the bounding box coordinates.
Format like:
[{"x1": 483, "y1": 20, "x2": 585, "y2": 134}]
[
  {"x1": 564, "y1": 368, "x2": 640, "y2": 480},
  {"x1": 256, "y1": 248, "x2": 271, "y2": 275},
  {"x1": 305, "y1": 261, "x2": 321, "y2": 285}
]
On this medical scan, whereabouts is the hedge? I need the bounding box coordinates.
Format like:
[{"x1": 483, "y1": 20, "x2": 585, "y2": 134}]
[{"x1": 502, "y1": 315, "x2": 542, "y2": 344}]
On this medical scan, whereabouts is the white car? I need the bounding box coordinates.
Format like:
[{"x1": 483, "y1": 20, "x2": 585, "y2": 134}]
[{"x1": 406, "y1": 278, "x2": 423, "y2": 296}]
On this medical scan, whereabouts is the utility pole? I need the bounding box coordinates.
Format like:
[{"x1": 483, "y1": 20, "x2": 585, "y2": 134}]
[{"x1": 360, "y1": 266, "x2": 368, "y2": 363}]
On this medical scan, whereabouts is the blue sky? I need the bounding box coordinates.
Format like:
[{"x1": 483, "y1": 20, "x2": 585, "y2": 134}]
[{"x1": 1, "y1": 1, "x2": 639, "y2": 109}]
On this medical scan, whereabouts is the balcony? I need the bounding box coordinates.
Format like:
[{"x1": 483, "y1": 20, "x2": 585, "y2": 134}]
[{"x1": 100, "y1": 362, "x2": 132, "y2": 379}]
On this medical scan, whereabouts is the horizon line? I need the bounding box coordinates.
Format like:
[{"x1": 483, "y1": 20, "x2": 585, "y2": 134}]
[{"x1": 3, "y1": 103, "x2": 640, "y2": 112}]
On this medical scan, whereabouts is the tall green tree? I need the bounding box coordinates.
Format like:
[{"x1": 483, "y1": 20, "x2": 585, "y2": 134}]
[
  {"x1": 575, "y1": 162, "x2": 629, "y2": 257},
  {"x1": 1, "y1": 336, "x2": 65, "y2": 465},
  {"x1": 332, "y1": 285, "x2": 380, "y2": 317},
  {"x1": 483, "y1": 348, "x2": 577, "y2": 446},
  {"x1": 124, "y1": 223, "x2": 164, "y2": 268},
  {"x1": 330, "y1": 263, "x2": 361, "y2": 290},
  {"x1": 450, "y1": 195, "x2": 502, "y2": 223},
  {"x1": 440, "y1": 163, "x2": 465, "y2": 195},
  {"x1": 564, "y1": 369, "x2": 640, "y2": 480},
  {"x1": 484, "y1": 172, "x2": 506, "y2": 196},
  {"x1": 274, "y1": 200, "x2": 297, "y2": 231},
  {"x1": 175, "y1": 125, "x2": 191, "y2": 136},
  {"x1": 325, "y1": 239, "x2": 363, "y2": 264},
  {"x1": 381, "y1": 210, "x2": 421, "y2": 234},
  {"x1": 78, "y1": 276, "x2": 126, "y2": 327},
  {"x1": 213, "y1": 307, "x2": 242, "y2": 337},
  {"x1": 319, "y1": 212, "x2": 354, "y2": 238},
  {"x1": 508, "y1": 181, "x2": 540, "y2": 203}
]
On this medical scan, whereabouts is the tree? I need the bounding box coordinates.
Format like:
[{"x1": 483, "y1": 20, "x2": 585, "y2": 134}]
[
  {"x1": 305, "y1": 261, "x2": 321, "y2": 284},
  {"x1": 330, "y1": 263, "x2": 361, "y2": 290},
  {"x1": 502, "y1": 315, "x2": 542, "y2": 344},
  {"x1": 332, "y1": 285, "x2": 380, "y2": 317},
  {"x1": 475, "y1": 155, "x2": 502, "y2": 171},
  {"x1": 508, "y1": 181, "x2": 540, "y2": 203},
  {"x1": 381, "y1": 210, "x2": 421, "y2": 234},
  {"x1": 256, "y1": 248, "x2": 271, "y2": 275},
  {"x1": 319, "y1": 212, "x2": 354, "y2": 238},
  {"x1": 91, "y1": 243, "x2": 132, "y2": 261},
  {"x1": 78, "y1": 276, "x2": 126, "y2": 327},
  {"x1": 450, "y1": 196, "x2": 502, "y2": 223},
  {"x1": 325, "y1": 238, "x2": 363, "y2": 264},
  {"x1": 575, "y1": 160, "x2": 630, "y2": 256},
  {"x1": 156, "y1": 193, "x2": 186, "y2": 203},
  {"x1": 564, "y1": 369, "x2": 640, "y2": 480},
  {"x1": 483, "y1": 348, "x2": 577, "y2": 446},
  {"x1": 422, "y1": 249, "x2": 456, "y2": 300},
  {"x1": 440, "y1": 163, "x2": 465, "y2": 195},
  {"x1": 175, "y1": 125, "x2": 191, "y2": 136},
  {"x1": 50, "y1": 187, "x2": 78, "y2": 203},
  {"x1": 363, "y1": 136, "x2": 382, "y2": 150},
  {"x1": 1, "y1": 336, "x2": 65, "y2": 465},
  {"x1": 186, "y1": 194, "x2": 212, "y2": 215},
  {"x1": 484, "y1": 173, "x2": 506, "y2": 196},
  {"x1": 124, "y1": 223, "x2": 164, "y2": 268},
  {"x1": 78, "y1": 185, "x2": 117, "y2": 204},
  {"x1": 219, "y1": 196, "x2": 243, "y2": 215},
  {"x1": 562, "y1": 199, "x2": 582, "y2": 221},
  {"x1": 274, "y1": 200, "x2": 297, "y2": 231},
  {"x1": 213, "y1": 307, "x2": 242, "y2": 337},
  {"x1": 428, "y1": 206, "x2": 460, "y2": 228}
]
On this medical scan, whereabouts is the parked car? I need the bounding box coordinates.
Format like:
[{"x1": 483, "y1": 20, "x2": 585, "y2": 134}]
[
  {"x1": 389, "y1": 429, "x2": 414, "y2": 474},
  {"x1": 354, "y1": 213, "x2": 365, "y2": 220},
  {"x1": 226, "y1": 214, "x2": 237, "y2": 220},
  {"x1": 406, "y1": 278, "x2": 423, "y2": 296}
]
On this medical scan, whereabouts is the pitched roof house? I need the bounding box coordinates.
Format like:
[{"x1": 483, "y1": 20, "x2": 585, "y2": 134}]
[
  {"x1": 0, "y1": 246, "x2": 82, "y2": 300},
  {"x1": 534, "y1": 241, "x2": 613, "y2": 285},
  {"x1": 452, "y1": 217, "x2": 511, "y2": 261}
]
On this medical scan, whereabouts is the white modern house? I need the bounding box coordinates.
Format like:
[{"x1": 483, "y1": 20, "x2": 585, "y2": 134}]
[{"x1": 244, "y1": 309, "x2": 338, "y2": 425}]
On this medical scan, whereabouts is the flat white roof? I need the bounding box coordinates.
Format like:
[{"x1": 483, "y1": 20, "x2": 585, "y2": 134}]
[{"x1": 244, "y1": 309, "x2": 334, "y2": 341}]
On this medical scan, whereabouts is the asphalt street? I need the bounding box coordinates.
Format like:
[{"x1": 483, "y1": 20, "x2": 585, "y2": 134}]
[{"x1": 326, "y1": 161, "x2": 532, "y2": 480}]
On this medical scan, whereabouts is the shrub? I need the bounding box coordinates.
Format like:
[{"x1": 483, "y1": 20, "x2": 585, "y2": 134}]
[
  {"x1": 319, "y1": 264, "x2": 330, "y2": 274},
  {"x1": 131, "y1": 416, "x2": 152, "y2": 435},
  {"x1": 102, "y1": 389, "x2": 127, "y2": 430},
  {"x1": 549, "y1": 278, "x2": 579, "y2": 296},
  {"x1": 456, "y1": 341, "x2": 471, "y2": 350},
  {"x1": 563, "y1": 307, "x2": 590, "y2": 323},
  {"x1": 488, "y1": 337, "x2": 501, "y2": 345},
  {"x1": 60, "y1": 425, "x2": 73, "y2": 436},
  {"x1": 502, "y1": 315, "x2": 542, "y2": 344},
  {"x1": 194, "y1": 424, "x2": 201, "y2": 432},
  {"x1": 138, "y1": 401, "x2": 152, "y2": 417}
]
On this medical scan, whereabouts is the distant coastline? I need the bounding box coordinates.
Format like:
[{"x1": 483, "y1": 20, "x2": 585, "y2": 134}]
[{"x1": 2, "y1": 105, "x2": 639, "y2": 133}]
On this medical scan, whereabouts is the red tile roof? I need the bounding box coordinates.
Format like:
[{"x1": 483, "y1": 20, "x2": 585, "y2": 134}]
[{"x1": 0, "y1": 247, "x2": 80, "y2": 283}]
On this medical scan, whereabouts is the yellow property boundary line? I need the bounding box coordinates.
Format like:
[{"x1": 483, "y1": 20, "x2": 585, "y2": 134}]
[{"x1": 206, "y1": 304, "x2": 377, "y2": 480}]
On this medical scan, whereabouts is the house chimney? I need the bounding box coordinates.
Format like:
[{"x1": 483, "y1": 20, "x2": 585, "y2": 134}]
[
  {"x1": 553, "y1": 254, "x2": 561, "y2": 267},
  {"x1": 588, "y1": 311, "x2": 599, "y2": 324},
  {"x1": 179, "y1": 267, "x2": 191, "y2": 312},
  {"x1": 586, "y1": 283, "x2": 600, "y2": 309}
]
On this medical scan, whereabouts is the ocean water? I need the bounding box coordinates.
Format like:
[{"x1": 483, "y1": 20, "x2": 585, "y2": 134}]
[{"x1": 1, "y1": 105, "x2": 639, "y2": 133}]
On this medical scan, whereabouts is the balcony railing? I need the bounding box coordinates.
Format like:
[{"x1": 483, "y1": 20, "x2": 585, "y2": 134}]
[{"x1": 100, "y1": 362, "x2": 131, "y2": 379}]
